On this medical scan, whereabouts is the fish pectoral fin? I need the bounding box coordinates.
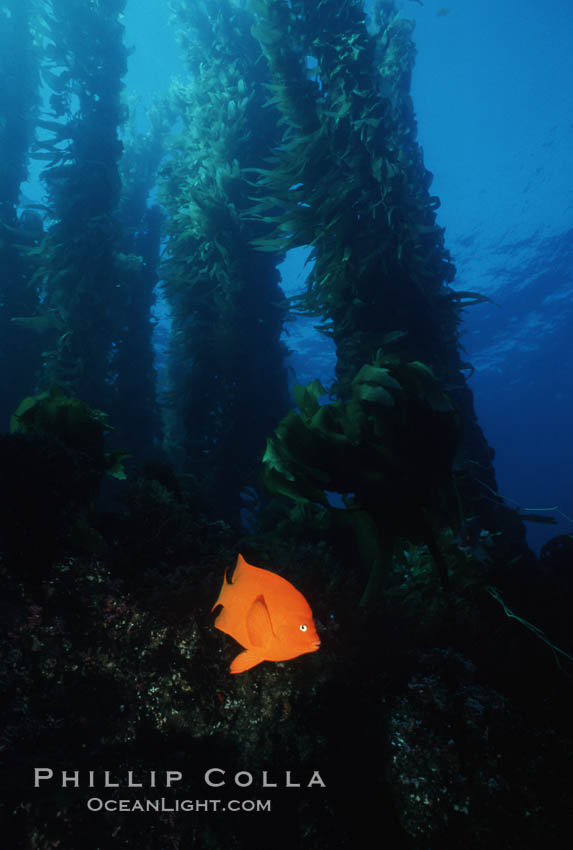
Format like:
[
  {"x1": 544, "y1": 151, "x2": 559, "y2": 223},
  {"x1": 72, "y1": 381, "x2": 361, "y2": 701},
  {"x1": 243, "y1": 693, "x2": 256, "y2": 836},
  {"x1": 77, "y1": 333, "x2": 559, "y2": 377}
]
[
  {"x1": 246, "y1": 594, "x2": 274, "y2": 647},
  {"x1": 230, "y1": 649, "x2": 264, "y2": 674}
]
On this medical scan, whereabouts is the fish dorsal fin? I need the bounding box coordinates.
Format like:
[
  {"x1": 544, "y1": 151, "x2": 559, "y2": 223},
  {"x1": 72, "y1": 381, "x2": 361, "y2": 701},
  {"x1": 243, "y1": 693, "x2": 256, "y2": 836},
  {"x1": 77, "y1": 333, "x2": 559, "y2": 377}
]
[{"x1": 246, "y1": 594, "x2": 274, "y2": 647}]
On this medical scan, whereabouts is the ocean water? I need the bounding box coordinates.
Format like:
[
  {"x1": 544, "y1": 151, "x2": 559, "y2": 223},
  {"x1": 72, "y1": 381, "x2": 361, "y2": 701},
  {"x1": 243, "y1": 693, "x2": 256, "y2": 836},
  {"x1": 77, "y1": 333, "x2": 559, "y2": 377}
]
[
  {"x1": 410, "y1": 0, "x2": 573, "y2": 553},
  {"x1": 122, "y1": 0, "x2": 573, "y2": 552},
  {"x1": 15, "y1": 0, "x2": 573, "y2": 551}
]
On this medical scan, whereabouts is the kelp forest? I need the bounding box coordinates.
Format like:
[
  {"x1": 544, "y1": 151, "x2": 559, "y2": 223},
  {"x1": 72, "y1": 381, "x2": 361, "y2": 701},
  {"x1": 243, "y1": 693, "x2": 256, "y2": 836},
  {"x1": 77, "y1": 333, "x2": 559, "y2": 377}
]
[{"x1": 1, "y1": 1, "x2": 572, "y2": 849}]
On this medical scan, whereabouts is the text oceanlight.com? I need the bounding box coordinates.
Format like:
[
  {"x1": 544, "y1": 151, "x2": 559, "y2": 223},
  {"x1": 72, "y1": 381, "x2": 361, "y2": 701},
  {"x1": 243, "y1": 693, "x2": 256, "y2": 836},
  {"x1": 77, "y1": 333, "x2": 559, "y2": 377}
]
[{"x1": 86, "y1": 798, "x2": 271, "y2": 813}]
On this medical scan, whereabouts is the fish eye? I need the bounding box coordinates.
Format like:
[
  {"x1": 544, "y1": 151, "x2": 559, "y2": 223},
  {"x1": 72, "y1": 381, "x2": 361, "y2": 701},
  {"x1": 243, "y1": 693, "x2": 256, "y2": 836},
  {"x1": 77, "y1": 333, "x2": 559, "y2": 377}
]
[{"x1": 299, "y1": 624, "x2": 307, "y2": 632}]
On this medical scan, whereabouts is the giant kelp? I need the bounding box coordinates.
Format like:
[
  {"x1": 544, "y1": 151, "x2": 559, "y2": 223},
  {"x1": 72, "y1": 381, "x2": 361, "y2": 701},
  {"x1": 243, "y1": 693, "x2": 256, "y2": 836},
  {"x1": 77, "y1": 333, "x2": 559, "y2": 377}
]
[
  {"x1": 159, "y1": 0, "x2": 290, "y2": 523},
  {"x1": 9, "y1": 0, "x2": 163, "y2": 460},
  {"x1": 22, "y1": 0, "x2": 128, "y2": 416},
  {"x1": 248, "y1": 0, "x2": 526, "y2": 542},
  {"x1": 0, "y1": 0, "x2": 42, "y2": 428},
  {"x1": 262, "y1": 353, "x2": 461, "y2": 604},
  {"x1": 248, "y1": 0, "x2": 458, "y2": 381}
]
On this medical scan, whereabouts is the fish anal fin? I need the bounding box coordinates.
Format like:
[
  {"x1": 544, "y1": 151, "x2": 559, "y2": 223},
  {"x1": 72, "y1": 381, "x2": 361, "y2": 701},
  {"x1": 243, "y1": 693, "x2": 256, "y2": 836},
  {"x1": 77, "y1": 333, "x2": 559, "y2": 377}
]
[
  {"x1": 246, "y1": 594, "x2": 274, "y2": 647},
  {"x1": 230, "y1": 650, "x2": 264, "y2": 674}
]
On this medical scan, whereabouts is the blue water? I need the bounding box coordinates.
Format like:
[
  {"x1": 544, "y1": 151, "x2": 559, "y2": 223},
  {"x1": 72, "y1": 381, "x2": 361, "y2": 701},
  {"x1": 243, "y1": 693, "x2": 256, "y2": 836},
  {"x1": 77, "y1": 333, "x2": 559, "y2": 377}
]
[{"x1": 410, "y1": 0, "x2": 573, "y2": 552}]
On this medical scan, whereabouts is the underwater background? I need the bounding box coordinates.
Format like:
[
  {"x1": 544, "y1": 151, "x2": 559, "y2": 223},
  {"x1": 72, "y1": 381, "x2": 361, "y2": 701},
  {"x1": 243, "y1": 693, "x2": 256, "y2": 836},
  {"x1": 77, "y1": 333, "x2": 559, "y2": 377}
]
[{"x1": 1, "y1": 0, "x2": 572, "y2": 848}]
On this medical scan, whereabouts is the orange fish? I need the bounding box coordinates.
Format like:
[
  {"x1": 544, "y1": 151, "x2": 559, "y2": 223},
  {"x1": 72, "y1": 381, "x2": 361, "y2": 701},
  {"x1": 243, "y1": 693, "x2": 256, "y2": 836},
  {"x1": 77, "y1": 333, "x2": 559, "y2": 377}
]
[{"x1": 212, "y1": 554, "x2": 321, "y2": 674}]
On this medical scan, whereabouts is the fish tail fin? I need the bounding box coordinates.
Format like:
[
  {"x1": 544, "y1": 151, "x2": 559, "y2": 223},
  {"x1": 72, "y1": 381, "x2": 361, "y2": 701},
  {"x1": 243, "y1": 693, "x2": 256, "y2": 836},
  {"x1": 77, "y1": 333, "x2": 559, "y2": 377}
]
[{"x1": 230, "y1": 650, "x2": 263, "y2": 674}]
